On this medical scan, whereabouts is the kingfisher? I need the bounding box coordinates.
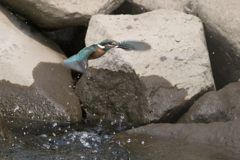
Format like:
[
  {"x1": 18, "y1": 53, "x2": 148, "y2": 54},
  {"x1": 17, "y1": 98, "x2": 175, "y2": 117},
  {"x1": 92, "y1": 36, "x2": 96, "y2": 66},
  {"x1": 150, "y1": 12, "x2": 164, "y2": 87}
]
[{"x1": 62, "y1": 39, "x2": 151, "y2": 73}]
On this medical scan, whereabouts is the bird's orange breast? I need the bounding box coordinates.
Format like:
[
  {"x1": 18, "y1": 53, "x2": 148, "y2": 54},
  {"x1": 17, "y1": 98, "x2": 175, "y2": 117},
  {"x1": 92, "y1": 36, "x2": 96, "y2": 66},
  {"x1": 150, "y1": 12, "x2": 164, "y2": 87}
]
[{"x1": 88, "y1": 48, "x2": 107, "y2": 60}]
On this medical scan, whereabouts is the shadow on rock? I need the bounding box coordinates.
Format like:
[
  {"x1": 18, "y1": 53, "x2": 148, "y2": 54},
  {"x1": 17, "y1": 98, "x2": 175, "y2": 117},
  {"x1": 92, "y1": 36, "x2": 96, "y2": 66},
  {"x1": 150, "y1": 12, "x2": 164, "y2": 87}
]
[
  {"x1": 75, "y1": 68, "x2": 189, "y2": 130},
  {"x1": 178, "y1": 82, "x2": 240, "y2": 123},
  {"x1": 0, "y1": 62, "x2": 82, "y2": 135}
]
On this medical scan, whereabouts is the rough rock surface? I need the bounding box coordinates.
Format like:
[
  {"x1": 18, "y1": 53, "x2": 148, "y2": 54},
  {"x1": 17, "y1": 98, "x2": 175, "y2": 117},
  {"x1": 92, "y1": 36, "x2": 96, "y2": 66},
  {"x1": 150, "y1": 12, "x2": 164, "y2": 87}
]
[
  {"x1": 184, "y1": 0, "x2": 240, "y2": 89},
  {"x1": 86, "y1": 9, "x2": 214, "y2": 100},
  {"x1": 123, "y1": 0, "x2": 240, "y2": 89},
  {"x1": 178, "y1": 82, "x2": 240, "y2": 123},
  {"x1": 0, "y1": 0, "x2": 124, "y2": 29},
  {"x1": 0, "y1": 5, "x2": 81, "y2": 122},
  {"x1": 76, "y1": 9, "x2": 214, "y2": 125},
  {"x1": 76, "y1": 68, "x2": 149, "y2": 125},
  {"x1": 131, "y1": 0, "x2": 189, "y2": 12},
  {"x1": 76, "y1": 68, "x2": 189, "y2": 125},
  {"x1": 113, "y1": 120, "x2": 240, "y2": 159}
]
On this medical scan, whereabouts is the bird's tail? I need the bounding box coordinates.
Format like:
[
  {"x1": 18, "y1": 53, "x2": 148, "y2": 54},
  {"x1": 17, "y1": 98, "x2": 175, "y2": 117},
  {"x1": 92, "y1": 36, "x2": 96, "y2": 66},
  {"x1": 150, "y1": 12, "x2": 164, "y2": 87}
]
[
  {"x1": 62, "y1": 55, "x2": 88, "y2": 73},
  {"x1": 117, "y1": 41, "x2": 151, "y2": 51}
]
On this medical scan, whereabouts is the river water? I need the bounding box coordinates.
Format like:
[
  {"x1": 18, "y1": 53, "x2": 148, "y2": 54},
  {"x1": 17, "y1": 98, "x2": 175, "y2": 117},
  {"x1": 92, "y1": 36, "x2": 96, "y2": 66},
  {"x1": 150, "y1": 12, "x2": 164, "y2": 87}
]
[
  {"x1": 2, "y1": 116, "x2": 240, "y2": 160},
  {"x1": 0, "y1": 116, "x2": 130, "y2": 160}
]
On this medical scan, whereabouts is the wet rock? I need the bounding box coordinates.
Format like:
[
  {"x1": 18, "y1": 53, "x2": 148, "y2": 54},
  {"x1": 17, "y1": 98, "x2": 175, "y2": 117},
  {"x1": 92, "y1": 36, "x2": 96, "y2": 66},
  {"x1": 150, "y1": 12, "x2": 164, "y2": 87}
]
[
  {"x1": 113, "y1": 121, "x2": 240, "y2": 159},
  {"x1": 130, "y1": 121, "x2": 240, "y2": 152},
  {"x1": 114, "y1": 136, "x2": 240, "y2": 160},
  {"x1": 0, "y1": 5, "x2": 81, "y2": 122},
  {"x1": 76, "y1": 9, "x2": 214, "y2": 125},
  {"x1": 184, "y1": 0, "x2": 240, "y2": 89},
  {"x1": 76, "y1": 69, "x2": 189, "y2": 125},
  {"x1": 0, "y1": 0, "x2": 125, "y2": 30},
  {"x1": 0, "y1": 113, "x2": 10, "y2": 140},
  {"x1": 178, "y1": 82, "x2": 240, "y2": 123},
  {"x1": 76, "y1": 68, "x2": 149, "y2": 125}
]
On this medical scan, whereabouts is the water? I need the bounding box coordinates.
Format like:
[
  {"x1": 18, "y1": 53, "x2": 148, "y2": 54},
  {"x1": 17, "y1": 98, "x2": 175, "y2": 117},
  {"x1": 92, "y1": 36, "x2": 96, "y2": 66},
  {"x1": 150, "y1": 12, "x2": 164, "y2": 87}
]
[
  {"x1": 2, "y1": 116, "x2": 240, "y2": 160},
  {"x1": 0, "y1": 116, "x2": 130, "y2": 160},
  {"x1": 0, "y1": 131, "x2": 129, "y2": 159}
]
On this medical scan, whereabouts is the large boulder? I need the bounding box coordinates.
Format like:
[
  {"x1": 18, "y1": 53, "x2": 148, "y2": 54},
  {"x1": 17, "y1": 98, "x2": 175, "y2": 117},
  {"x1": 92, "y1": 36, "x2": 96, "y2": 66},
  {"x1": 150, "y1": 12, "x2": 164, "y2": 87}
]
[
  {"x1": 113, "y1": 121, "x2": 240, "y2": 159},
  {"x1": 178, "y1": 82, "x2": 240, "y2": 123},
  {"x1": 119, "y1": 0, "x2": 240, "y2": 89},
  {"x1": 0, "y1": 5, "x2": 81, "y2": 123},
  {"x1": 76, "y1": 9, "x2": 214, "y2": 126},
  {"x1": 131, "y1": 0, "x2": 189, "y2": 12},
  {"x1": 0, "y1": 0, "x2": 125, "y2": 30},
  {"x1": 184, "y1": 0, "x2": 240, "y2": 89},
  {"x1": 113, "y1": 0, "x2": 189, "y2": 15}
]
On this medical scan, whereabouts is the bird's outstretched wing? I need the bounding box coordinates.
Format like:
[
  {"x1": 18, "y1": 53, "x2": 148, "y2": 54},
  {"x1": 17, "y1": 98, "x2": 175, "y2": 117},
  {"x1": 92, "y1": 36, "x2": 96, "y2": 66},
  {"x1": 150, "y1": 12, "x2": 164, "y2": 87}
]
[
  {"x1": 117, "y1": 41, "x2": 151, "y2": 51},
  {"x1": 62, "y1": 54, "x2": 88, "y2": 73},
  {"x1": 62, "y1": 44, "x2": 98, "y2": 73}
]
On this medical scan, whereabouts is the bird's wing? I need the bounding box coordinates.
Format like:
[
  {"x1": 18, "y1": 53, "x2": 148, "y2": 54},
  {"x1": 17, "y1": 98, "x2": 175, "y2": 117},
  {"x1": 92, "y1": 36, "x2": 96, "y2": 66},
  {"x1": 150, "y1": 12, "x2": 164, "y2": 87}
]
[
  {"x1": 117, "y1": 41, "x2": 151, "y2": 51},
  {"x1": 62, "y1": 44, "x2": 98, "y2": 73},
  {"x1": 62, "y1": 55, "x2": 88, "y2": 73},
  {"x1": 76, "y1": 43, "x2": 99, "y2": 60}
]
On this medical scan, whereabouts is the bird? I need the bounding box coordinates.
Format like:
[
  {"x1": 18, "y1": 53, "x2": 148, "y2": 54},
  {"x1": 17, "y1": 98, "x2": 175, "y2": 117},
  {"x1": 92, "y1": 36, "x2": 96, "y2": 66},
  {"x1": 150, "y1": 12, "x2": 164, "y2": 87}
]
[{"x1": 62, "y1": 39, "x2": 151, "y2": 73}]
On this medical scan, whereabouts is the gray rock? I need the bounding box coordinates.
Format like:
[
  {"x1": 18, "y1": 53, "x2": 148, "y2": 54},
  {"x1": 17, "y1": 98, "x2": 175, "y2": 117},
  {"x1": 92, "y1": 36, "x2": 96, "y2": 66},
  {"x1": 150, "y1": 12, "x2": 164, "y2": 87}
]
[
  {"x1": 113, "y1": 121, "x2": 240, "y2": 159},
  {"x1": 187, "y1": 0, "x2": 240, "y2": 56},
  {"x1": 0, "y1": 113, "x2": 10, "y2": 140},
  {"x1": 0, "y1": 0, "x2": 124, "y2": 29},
  {"x1": 178, "y1": 82, "x2": 240, "y2": 123},
  {"x1": 0, "y1": 5, "x2": 82, "y2": 123},
  {"x1": 126, "y1": 0, "x2": 240, "y2": 89},
  {"x1": 76, "y1": 68, "x2": 149, "y2": 125},
  {"x1": 131, "y1": 0, "x2": 189, "y2": 12},
  {"x1": 76, "y1": 9, "x2": 214, "y2": 125},
  {"x1": 86, "y1": 9, "x2": 214, "y2": 100},
  {"x1": 184, "y1": 0, "x2": 240, "y2": 88},
  {"x1": 76, "y1": 68, "x2": 190, "y2": 125}
]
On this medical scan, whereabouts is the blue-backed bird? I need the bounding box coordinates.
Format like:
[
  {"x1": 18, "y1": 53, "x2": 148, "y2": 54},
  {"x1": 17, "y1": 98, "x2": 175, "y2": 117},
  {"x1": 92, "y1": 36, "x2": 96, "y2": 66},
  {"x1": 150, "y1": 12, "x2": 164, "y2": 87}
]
[{"x1": 62, "y1": 39, "x2": 151, "y2": 73}]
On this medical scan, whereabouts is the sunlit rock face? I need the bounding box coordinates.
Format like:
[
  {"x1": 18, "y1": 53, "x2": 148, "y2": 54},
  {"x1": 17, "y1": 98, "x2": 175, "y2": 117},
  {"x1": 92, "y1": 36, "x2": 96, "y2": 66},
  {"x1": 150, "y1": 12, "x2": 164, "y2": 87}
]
[
  {"x1": 120, "y1": 0, "x2": 240, "y2": 90},
  {"x1": 0, "y1": 0, "x2": 124, "y2": 30},
  {"x1": 178, "y1": 82, "x2": 240, "y2": 123},
  {"x1": 113, "y1": 120, "x2": 240, "y2": 159},
  {"x1": 130, "y1": 0, "x2": 189, "y2": 12},
  {"x1": 75, "y1": 9, "x2": 214, "y2": 126},
  {"x1": 184, "y1": 0, "x2": 240, "y2": 89},
  {"x1": 0, "y1": 5, "x2": 82, "y2": 122}
]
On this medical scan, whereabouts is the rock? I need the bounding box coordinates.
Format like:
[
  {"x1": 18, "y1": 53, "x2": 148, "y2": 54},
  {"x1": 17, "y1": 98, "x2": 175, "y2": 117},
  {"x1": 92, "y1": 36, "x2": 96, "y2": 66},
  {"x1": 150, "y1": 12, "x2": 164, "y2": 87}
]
[
  {"x1": 187, "y1": 0, "x2": 240, "y2": 56},
  {"x1": 76, "y1": 9, "x2": 214, "y2": 125},
  {"x1": 76, "y1": 68, "x2": 149, "y2": 125},
  {"x1": 123, "y1": 0, "x2": 240, "y2": 89},
  {"x1": 184, "y1": 0, "x2": 240, "y2": 89},
  {"x1": 113, "y1": 121, "x2": 240, "y2": 159},
  {"x1": 178, "y1": 82, "x2": 240, "y2": 123},
  {"x1": 0, "y1": 5, "x2": 82, "y2": 123},
  {"x1": 131, "y1": 0, "x2": 189, "y2": 12},
  {"x1": 42, "y1": 26, "x2": 87, "y2": 57},
  {"x1": 0, "y1": 113, "x2": 10, "y2": 140},
  {"x1": 0, "y1": 0, "x2": 125, "y2": 30},
  {"x1": 112, "y1": 0, "x2": 147, "y2": 15}
]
